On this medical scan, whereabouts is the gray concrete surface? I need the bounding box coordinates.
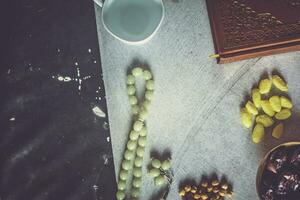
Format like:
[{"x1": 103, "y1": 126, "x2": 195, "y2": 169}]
[{"x1": 94, "y1": 0, "x2": 300, "y2": 199}]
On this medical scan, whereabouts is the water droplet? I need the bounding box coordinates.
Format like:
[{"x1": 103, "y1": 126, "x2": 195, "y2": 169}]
[
  {"x1": 102, "y1": 154, "x2": 109, "y2": 165},
  {"x1": 92, "y1": 106, "x2": 106, "y2": 118},
  {"x1": 102, "y1": 122, "x2": 109, "y2": 130},
  {"x1": 58, "y1": 76, "x2": 64, "y2": 81},
  {"x1": 63, "y1": 77, "x2": 72, "y2": 82},
  {"x1": 93, "y1": 185, "x2": 99, "y2": 191}
]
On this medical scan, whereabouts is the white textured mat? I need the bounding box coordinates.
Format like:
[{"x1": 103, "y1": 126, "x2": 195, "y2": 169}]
[{"x1": 94, "y1": 0, "x2": 300, "y2": 199}]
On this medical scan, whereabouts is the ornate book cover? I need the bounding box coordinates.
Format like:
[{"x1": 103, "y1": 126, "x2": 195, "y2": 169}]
[{"x1": 206, "y1": 0, "x2": 300, "y2": 64}]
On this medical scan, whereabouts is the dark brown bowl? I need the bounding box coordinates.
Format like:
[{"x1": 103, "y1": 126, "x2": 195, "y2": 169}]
[{"x1": 256, "y1": 142, "x2": 300, "y2": 199}]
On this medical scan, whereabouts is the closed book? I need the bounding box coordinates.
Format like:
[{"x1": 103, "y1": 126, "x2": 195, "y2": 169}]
[{"x1": 206, "y1": 0, "x2": 300, "y2": 63}]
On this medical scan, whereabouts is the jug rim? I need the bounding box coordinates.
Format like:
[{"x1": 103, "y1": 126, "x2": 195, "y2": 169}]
[{"x1": 101, "y1": 0, "x2": 165, "y2": 44}]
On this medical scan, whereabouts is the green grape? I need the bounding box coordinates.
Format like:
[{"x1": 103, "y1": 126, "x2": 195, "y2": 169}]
[
  {"x1": 136, "y1": 146, "x2": 145, "y2": 157},
  {"x1": 149, "y1": 168, "x2": 160, "y2": 178},
  {"x1": 138, "y1": 108, "x2": 148, "y2": 120},
  {"x1": 119, "y1": 169, "x2": 128, "y2": 180},
  {"x1": 131, "y1": 187, "x2": 140, "y2": 198},
  {"x1": 145, "y1": 90, "x2": 154, "y2": 101},
  {"x1": 142, "y1": 100, "x2": 151, "y2": 110},
  {"x1": 127, "y1": 140, "x2": 137, "y2": 150},
  {"x1": 139, "y1": 127, "x2": 147, "y2": 137},
  {"x1": 151, "y1": 159, "x2": 161, "y2": 169},
  {"x1": 129, "y1": 95, "x2": 138, "y2": 105},
  {"x1": 131, "y1": 105, "x2": 139, "y2": 115},
  {"x1": 124, "y1": 150, "x2": 134, "y2": 160},
  {"x1": 161, "y1": 159, "x2": 171, "y2": 171},
  {"x1": 116, "y1": 190, "x2": 126, "y2": 200},
  {"x1": 118, "y1": 180, "x2": 126, "y2": 190},
  {"x1": 133, "y1": 167, "x2": 142, "y2": 178},
  {"x1": 121, "y1": 160, "x2": 131, "y2": 170},
  {"x1": 132, "y1": 67, "x2": 143, "y2": 77},
  {"x1": 146, "y1": 80, "x2": 154, "y2": 90},
  {"x1": 134, "y1": 156, "x2": 143, "y2": 167},
  {"x1": 133, "y1": 121, "x2": 143, "y2": 132},
  {"x1": 127, "y1": 85, "x2": 136, "y2": 95},
  {"x1": 138, "y1": 136, "x2": 147, "y2": 147},
  {"x1": 143, "y1": 70, "x2": 152, "y2": 80},
  {"x1": 127, "y1": 75, "x2": 135, "y2": 85},
  {"x1": 129, "y1": 130, "x2": 139, "y2": 141},
  {"x1": 154, "y1": 175, "x2": 165, "y2": 186},
  {"x1": 132, "y1": 177, "x2": 142, "y2": 188}
]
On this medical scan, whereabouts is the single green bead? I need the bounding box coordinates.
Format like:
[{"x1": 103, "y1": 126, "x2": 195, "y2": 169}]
[
  {"x1": 116, "y1": 190, "x2": 126, "y2": 200},
  {"x1": 127, "y1": 75, "x2": 135, "y2": 85},
  {"x1": 136, "y1": 146, "x2": 145, "y2": 157},
  {"x1": 139, "y1": 127, "x2": 147, "y2": 137},
  {"x1": 131, "y1": 187, "x2": 140, "y2": 198},
  {"x1": 129, "y1": 95, "x2": 138, "y2": 105},
  {"x1": 132, "y1": 67, "x2": 143, "y2": 77},
  {"x1": 138, "y1": 136, "x2": 147, "y2": 147},
  {"x1": 138, "y1": 108, "x2": 148, "y2": 120},
  {"x1": 119, "y1": 169, "x2": 128, "y2": 180},
  {"x1": 117, "y1": 180, "x2": 126, "y2": 190},
  {"x1": 133, "y1": 167, "x2": 142, "y2": 178},
  {"x1": 146, "y1": 80, "x2": 154, "y2": 90},
  {"x1": 127, "y1": 140, "x2": 137, "y2": 150},
  {"x1": 121, "y1": 160, "x2": 131, "y2": 170},
  {"x1": 143, "y1": 70, "x2": 152, "y2": 80},
  {"x1": 151, "y1": 159, "x2": 161, "y2": 169},
  {"x1": 127, "y1": 85, "x2": 136, "y2": 95},
  {"x1": 154, "y1": 175, "x2": 165, "y2": 186},
  {"x1": 131, "y1": 105, "x2": 139, "y2": 115},
  {"x1": 142, "y1": 100, "x2": 151, "y2": 110},
  {"x1": 134, "y1": 156, "x2": 143, "y2": 167},
  {"x1": 149, "y1": 168, "x2": 160, "y2": 178},
  {"x1": 129, "y1": 130, "x2": 139, "y2": 141},
  {"x1": 133, "y1": 121, "x2": 143, "y2": 132},
  {"x1": 133, "y1": 177, "x2": 142, "y2": 188},
  {"x1": 145, "y1": 90, "x2": 154, "y2": 101},
  {"x1": 161, "y1": 159, "x2": 171, "y2": 171},
  {"x1": 124, "y1": 149, "x2": 134, "y2": 160}
]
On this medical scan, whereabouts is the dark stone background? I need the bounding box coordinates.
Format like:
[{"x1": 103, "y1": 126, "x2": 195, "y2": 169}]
[{"x1": 1, "y1": 0, "x2": 116, "y2": 199}]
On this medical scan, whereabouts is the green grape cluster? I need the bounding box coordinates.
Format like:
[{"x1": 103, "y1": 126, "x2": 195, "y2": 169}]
[{"x1": 148, "y1": 158, "x2": 172, "y2": 186}]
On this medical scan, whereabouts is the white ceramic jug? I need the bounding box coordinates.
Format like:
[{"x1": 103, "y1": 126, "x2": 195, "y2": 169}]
[{"x1": 94, "y1": 0, "x2": 164, "y2": 44}]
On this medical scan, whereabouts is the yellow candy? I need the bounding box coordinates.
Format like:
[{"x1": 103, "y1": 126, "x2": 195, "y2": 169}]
[
  {"x1": 272, "y1": 75, "x2": 288, "y2": 92},
  {"x1": 252, "y1": 123, "x2": 265, "y2": 144},
  {"x1": 269, "y1": 96, "x2": 281, "y2": 112},
  {"x1": 184, "y1": 185, "x2": 192, "y2": 192},
  {"x1": 178, "y1": 189, "x2": 186, "y2": 197},
  {"x1": 280, "y1": 96, "x2": 293, "y2": 109},
  {"x1": 256, "y1": 115, "x2": 274, "y2": 128},
  {"x1": 241, "y1": 108, "x2": 253, "y2": 128},
  {"x1": 259, "y1": 79, "x2": 272, "y2": 94},
  {"x1": 261, "y1": 100, "x2": 275, "y2": 117},
  {"x1": 245, "y1": 101, "x2": 258, "y2": 115},
  {"x1": 275, "y1": 109, "x2": 291, "y2": 120},
  {"x1": 272, "y1": 123, "x2": 284, "y2": 139},
  {"x1": 252, "y1": 89, "x2": 261, "y2": 108}
]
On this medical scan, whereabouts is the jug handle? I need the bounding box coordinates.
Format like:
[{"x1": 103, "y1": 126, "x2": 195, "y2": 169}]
[{"x1": 93, "y1": 0, "x2": 104, "y2": 7}]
